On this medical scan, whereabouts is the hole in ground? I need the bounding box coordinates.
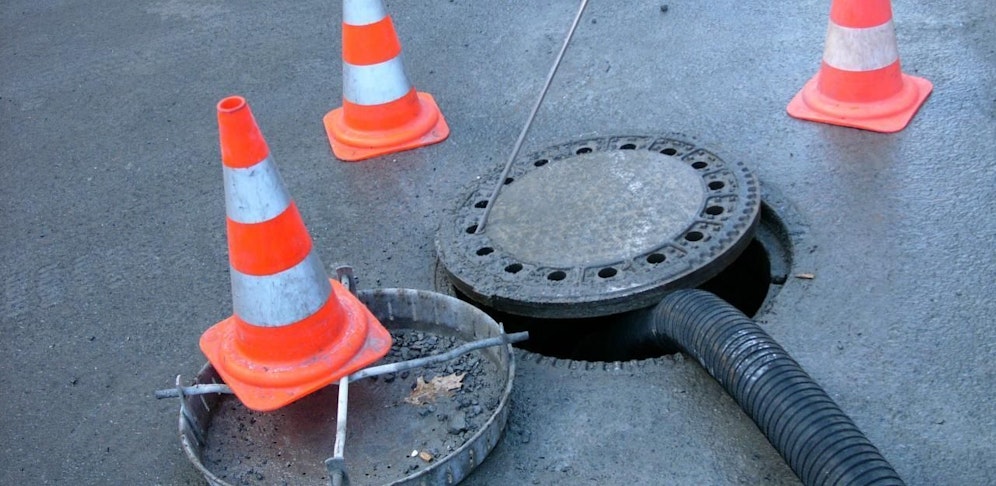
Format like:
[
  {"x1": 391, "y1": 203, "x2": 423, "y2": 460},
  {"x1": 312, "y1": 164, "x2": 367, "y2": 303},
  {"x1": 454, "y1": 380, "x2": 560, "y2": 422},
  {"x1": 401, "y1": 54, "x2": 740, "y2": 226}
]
[
  {"x1": 504, "y1": 239, "x2": 769, "y2": 361},
  {"x1": 443, "y1": 204, "x2": 791, "y2": 362}
]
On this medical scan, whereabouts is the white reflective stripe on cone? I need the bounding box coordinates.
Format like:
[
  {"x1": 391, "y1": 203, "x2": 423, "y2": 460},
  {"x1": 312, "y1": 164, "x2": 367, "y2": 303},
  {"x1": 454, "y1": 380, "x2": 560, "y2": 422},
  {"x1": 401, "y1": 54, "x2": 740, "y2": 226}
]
[
  {"x1": 230, "y1": 252, "x2": 332, "y2": 327},
  {"x1": 223, "y1": 156, "x2": 293, "y2": 224},
  {"x1": 343, "y1": 56, "x2": 412, "y2": 106},
  {"x1": 343, "y1": 0, "x2": 387, "y2": 26},
  {"x1": 823, "y1": 20, "x2": 899, "y2": 72}
]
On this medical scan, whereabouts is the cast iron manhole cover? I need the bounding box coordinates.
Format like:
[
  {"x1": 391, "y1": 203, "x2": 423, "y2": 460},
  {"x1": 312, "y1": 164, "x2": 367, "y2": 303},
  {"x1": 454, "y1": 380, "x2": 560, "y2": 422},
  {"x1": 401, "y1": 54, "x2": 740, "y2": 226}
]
[{"x1": 436, "y1": 135, "x2": 761, "y2": 318}]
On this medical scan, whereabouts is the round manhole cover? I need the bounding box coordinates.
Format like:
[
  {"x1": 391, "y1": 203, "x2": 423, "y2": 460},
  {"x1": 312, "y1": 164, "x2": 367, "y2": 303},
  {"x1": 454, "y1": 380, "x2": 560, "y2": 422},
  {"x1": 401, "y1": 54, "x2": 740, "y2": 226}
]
[{"x1": 435, "y1": 135, "x2": 761, "y2": 318}]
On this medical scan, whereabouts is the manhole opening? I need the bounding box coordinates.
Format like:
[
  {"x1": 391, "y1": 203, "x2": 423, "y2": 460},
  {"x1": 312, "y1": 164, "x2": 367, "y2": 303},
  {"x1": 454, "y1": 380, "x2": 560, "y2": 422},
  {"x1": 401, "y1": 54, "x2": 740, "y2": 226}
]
[{"x1": 446, "y1": 204, "x2": 792, "y2": 362}]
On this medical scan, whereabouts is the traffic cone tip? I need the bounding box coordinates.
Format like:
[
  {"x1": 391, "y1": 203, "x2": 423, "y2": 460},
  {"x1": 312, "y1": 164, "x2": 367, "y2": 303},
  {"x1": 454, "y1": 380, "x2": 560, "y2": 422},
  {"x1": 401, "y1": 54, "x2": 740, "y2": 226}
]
[
  {"x1": 217, "y1": 96, "x2": 270, "y2": 168},
  {"x1": 218, "y1": 95, "x2": 248, "y2": 113}
]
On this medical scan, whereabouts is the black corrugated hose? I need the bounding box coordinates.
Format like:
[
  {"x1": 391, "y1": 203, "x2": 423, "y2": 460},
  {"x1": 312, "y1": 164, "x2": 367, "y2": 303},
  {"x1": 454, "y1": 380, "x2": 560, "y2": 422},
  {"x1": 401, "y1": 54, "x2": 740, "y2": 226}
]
[{"x1": 643, "y1": 289, "x2": 904, "y2": 486}]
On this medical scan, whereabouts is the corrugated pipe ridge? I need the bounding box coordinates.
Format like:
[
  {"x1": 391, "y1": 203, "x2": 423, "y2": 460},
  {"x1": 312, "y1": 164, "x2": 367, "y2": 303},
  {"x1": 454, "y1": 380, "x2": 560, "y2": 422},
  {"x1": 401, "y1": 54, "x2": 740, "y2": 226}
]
[{"x1": 653, "y1": 289, "x2": 903, "y2": 486}]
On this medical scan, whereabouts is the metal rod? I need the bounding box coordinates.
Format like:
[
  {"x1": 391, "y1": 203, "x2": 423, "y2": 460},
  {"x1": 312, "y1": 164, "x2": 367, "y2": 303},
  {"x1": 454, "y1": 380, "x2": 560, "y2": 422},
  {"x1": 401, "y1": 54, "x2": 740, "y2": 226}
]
[
  {"x1": 474, "y1": 0, "x2": 590, "y2": 234},
  {"x1": 154, "y1": 331, "x2": 529, "y2": 398},
  {"x1": 326, "y1": 376, "x2": 350, "y2": 486},
  {"x1": 156, "y1": 382, "x2": 231, "y2": 399},
  {"x1": 334, "y1": 376, "x2": 348, "y2": 459},
  {"x1": 348, "y1": 331, "x2": 528, "y2": 382}
]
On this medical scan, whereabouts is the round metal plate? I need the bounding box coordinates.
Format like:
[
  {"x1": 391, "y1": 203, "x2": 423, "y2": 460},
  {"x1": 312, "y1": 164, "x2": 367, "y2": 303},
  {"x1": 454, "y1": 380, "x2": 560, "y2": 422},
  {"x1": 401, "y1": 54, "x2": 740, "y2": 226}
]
[{"x1": 435, "y1": 135, "x2": 761, "y2": 318}]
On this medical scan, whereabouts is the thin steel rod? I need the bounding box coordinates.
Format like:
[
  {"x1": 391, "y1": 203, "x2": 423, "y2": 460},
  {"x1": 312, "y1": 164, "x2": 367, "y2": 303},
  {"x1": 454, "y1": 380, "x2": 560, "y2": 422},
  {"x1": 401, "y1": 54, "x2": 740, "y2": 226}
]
[
  {"x1": 474, "y1": 0, "x2": 590, "y2": 234},
  {"x1": 326, "y1": 376, "x2": 350, "y2": 486},
  {"x1": 333, "y1": 376, "x2": 348, "y2": 458},
  {"x1": 154, "y1": 331, "x2": 528, "y2": 398},
  {"x1": 347, "y1": 331, "x2": 528, "y2": 382},
  {"x1": 156, "y1": 382, "x2": 231, "y2": 399}
]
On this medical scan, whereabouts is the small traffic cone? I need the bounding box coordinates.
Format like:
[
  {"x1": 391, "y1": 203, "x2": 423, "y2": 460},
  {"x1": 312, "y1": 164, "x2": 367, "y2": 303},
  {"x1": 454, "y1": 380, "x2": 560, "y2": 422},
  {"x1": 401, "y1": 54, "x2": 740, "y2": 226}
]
[
  {"x1": 787, "y1": 0, "x2": 932, "y2": 133},
  {"x1": 201, "y1": 96, "x2": 392, "y2": 411},
  {"x1": 323, "y1": 0, "x2": 449, "y2": 161}
]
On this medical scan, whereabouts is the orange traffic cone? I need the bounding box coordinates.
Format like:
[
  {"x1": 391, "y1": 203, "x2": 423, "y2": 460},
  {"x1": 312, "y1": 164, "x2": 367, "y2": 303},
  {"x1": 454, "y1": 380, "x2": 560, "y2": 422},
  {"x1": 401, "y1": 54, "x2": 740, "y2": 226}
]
[
  {"x1": 787, "y1": 0, "x2": 932, "y2": 133},
  {"x1": 201, "y1": 96, "x2": 392, "y2": 411},
  {"x1": 323, "y1": 0, "x2": 449, "y2": 161}
]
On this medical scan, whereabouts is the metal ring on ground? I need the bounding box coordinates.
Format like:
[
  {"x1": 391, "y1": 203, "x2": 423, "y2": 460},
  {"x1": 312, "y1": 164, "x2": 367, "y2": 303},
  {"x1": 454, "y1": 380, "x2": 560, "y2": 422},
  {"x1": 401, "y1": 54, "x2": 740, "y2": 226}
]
[{"x1": 178, "y1": 288, "x2": 515, "y2": 486}]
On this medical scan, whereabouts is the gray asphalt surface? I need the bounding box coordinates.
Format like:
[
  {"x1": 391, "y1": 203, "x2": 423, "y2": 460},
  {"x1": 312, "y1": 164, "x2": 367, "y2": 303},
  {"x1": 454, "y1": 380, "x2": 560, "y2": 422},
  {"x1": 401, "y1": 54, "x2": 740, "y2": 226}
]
[{"x1": 2, "y1": 1, "x2": 994, "y2": 484}]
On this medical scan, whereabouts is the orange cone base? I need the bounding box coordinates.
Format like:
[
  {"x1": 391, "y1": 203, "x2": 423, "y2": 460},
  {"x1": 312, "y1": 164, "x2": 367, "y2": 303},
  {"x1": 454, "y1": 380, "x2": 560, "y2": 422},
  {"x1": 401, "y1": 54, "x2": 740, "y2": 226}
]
[
  {"x1": 787, "y1": 73, "x2": 932, "y2": 133},
  {"x1": 324, "y1": 92, "x2": 450, "y2": 162},
  {"x1": 199, "y1": 280, "x2": 392, "y2": 412}
]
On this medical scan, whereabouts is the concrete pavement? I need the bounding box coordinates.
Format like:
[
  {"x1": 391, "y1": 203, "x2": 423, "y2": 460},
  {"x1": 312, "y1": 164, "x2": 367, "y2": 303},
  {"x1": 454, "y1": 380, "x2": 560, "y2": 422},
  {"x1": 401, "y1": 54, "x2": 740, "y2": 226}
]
[{"x1": 1, "y1": 0, "x2": 994, "y2": 484}]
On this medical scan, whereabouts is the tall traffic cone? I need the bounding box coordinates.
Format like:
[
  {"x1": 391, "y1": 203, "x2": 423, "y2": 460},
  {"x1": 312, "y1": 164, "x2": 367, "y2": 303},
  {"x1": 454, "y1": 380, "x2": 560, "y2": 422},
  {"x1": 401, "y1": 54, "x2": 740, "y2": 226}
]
[
  {"x1": 201, "y1": 96, "x2": 392, "y2": 412},
  {"x1": 323, "y1": 0, "x2": 449, "y2": 161},
  {"x1": 787, "y1": 0, "x2": 932, "y2": 133}
]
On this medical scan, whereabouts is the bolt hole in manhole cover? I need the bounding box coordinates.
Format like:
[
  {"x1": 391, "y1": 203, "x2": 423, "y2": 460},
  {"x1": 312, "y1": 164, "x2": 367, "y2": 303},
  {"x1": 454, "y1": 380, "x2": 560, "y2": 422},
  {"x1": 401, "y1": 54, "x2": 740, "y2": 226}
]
[{"x1": 435, "y1": 135, "x2": 794, "y2": 362}]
